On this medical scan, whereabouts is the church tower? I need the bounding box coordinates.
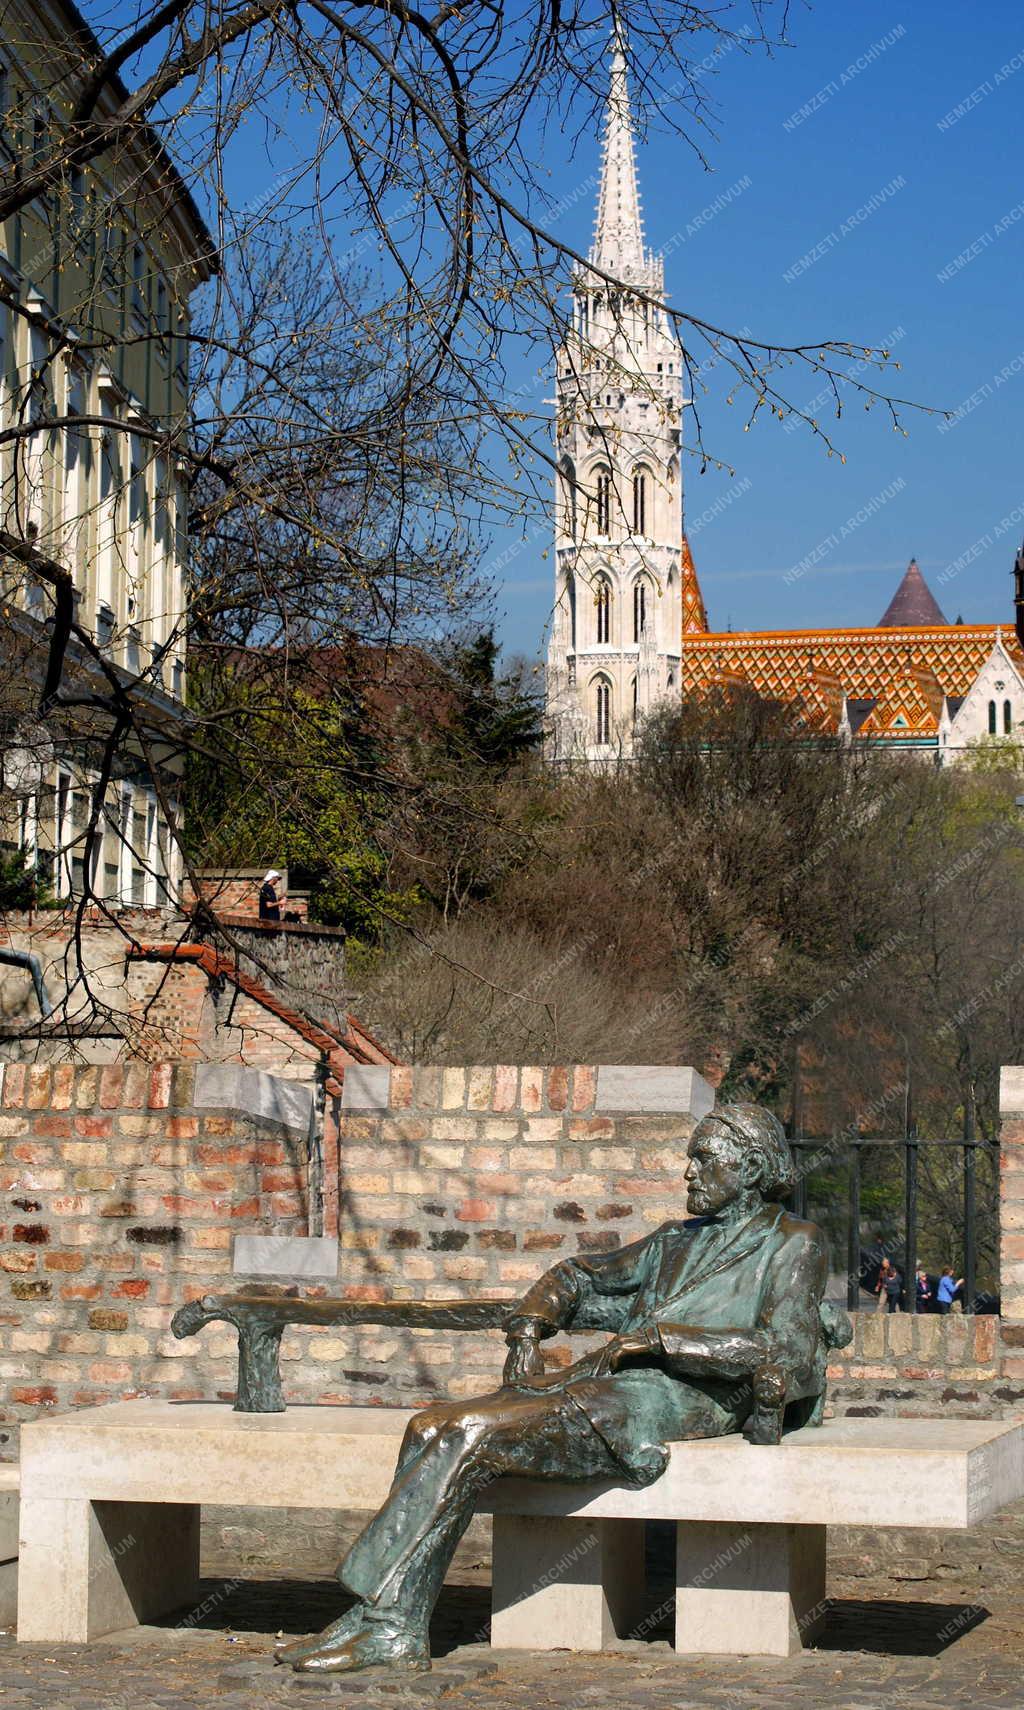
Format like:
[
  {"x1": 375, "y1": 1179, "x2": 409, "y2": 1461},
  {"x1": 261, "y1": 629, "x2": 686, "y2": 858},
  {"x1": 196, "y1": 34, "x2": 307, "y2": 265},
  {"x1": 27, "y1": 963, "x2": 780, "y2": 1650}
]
[{"x1": 546, "y1": 33, "x2": 686, "y2": 762}]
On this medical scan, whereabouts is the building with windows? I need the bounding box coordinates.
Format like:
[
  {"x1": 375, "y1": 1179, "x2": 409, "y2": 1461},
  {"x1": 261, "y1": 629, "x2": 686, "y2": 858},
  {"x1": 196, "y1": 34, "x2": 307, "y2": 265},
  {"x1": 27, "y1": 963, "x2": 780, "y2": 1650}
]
[
  {"x1": 545, "y1": 34, "x2": 684, "y2": 763},
  {"x1": 0, "y1": 0, "x2": 215, "y2": 904},
  {"x1": 545, "y1": 37, "x2": 1024, "y2": 768}
]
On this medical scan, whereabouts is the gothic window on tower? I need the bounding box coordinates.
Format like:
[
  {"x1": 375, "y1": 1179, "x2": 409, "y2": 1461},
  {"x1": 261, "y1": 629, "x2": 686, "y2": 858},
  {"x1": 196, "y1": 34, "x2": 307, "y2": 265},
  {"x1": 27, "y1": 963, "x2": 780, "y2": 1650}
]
[
  {"x1": 631, "y1": 676, "x2": 638, "y2": 726},
  {"x1": 1005, "y1": 699, "x2": 1013, "y2": 734},
  {"x1": 596, "y1": 577, "x2": 611, "y2": 644},
  {"x1": 595, "y1": 678, "x2": 611, "y2": 745},
  {"x1": 632, "y1": 468, "x2": 648, "y2": 536},
  {"x1": 596, "y1": 468, "x2": 611, "y2": 536},
  {"x1": 559, "y1": 457, "x2": 577, "y2": 542},
  {"x1": 989, "y1": 700, "x2": 997, "y2": 735},
  {"x1": 633, "y1": 578, "x2": 647, "y2": 642}
]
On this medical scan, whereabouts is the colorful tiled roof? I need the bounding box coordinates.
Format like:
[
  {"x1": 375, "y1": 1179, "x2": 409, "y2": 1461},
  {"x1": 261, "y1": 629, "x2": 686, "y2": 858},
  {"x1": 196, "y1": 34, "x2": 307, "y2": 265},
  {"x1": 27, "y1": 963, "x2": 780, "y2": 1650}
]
[
  {"x1": 680, "y1": 534, "x2": 708, "y2": 635},
  {"x1": 678, "y1": 624, "x2": 1023, "y2": 741}
]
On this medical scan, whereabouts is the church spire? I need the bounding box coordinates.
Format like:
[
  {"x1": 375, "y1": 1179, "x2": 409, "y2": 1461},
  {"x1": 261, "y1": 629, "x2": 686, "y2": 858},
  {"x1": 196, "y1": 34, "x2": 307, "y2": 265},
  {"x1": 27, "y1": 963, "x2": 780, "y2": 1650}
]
[{"x1": 590, "y1": 29, "x2": 649, "y2": 278}]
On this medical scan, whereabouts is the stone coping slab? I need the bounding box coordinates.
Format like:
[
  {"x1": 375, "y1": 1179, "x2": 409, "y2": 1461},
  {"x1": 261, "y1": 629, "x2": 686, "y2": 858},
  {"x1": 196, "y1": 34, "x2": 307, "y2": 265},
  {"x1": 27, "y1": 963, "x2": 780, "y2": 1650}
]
[{"x1": 20, "y1": 1402, "x2": 1023, "y2": 1531}]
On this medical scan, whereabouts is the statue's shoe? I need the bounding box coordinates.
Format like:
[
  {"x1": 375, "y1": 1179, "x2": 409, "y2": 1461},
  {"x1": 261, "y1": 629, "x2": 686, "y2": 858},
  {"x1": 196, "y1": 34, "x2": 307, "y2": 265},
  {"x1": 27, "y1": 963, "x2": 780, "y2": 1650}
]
[
  {"x1": 292, "y1": 1623, "x2": 430, "y2": 1675},
  {"x1": 274, "y1": 1604, "x2": 365, "y2": 1665}
]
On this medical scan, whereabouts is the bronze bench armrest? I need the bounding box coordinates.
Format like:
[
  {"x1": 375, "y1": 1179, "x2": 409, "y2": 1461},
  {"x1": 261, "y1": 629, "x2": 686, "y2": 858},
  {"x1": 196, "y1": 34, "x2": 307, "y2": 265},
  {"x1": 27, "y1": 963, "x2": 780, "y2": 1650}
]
[{"x1": 170, "y1": 1294, "x2": 515, "y2": 1413}]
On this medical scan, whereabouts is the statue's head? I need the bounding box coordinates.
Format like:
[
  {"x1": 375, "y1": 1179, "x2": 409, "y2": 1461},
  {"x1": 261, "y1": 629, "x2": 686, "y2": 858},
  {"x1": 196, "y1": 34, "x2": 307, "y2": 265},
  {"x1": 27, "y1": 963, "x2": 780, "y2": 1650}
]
[{"x1": 684, "y1": 1104, "x2": 797, "y2": 1217}]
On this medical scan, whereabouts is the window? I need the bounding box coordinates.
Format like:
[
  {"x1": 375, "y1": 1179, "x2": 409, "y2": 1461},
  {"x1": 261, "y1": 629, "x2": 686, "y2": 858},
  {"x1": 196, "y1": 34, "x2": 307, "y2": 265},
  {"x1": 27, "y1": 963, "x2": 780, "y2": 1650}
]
[
  {"x1": 633, "y1": 579, "x2": 647, "y2": 641},
  {"x1": 595, "y1": 679, "x2": 611, "y2": 745},
  {"x1": 632, "y1": 468, "x2": 648, "y2": 535},
  {"x1": 63, "y1": 369, "x2": 84, "y2": 542},
  {"x1": 131, "y1": 244, "x2": 146, "y2": 323},
  {"x1": 559, "y1": 458, "x2": 577, "y2": 542},
  {"x1": 596, "y1": 578, "x2": 611, "y2": 645},
  {"x1": 596, "y1": 468, "x2": 611, "y2": 535},
  {"x1": 578, "y1": 296, "x2": 589, "y2": 337},
  {"x1": 156, "y1": 277, "x2": 168, "y2": 340},
  {"x1": 69, "y1": 165, "x2": 86, "y2": 238},
  {"x1": 1005, "y1": 699, "x2": 1013, "y2": 735},
  {"x1": 55, "y1": 772, "x2": 71, "y2": 894},
  {"x1": 989, "y1": 700, "x2": 997, "y2": 735},
  {"x1": 632, "y1": 676, "x2": 638, "y2": 726}
]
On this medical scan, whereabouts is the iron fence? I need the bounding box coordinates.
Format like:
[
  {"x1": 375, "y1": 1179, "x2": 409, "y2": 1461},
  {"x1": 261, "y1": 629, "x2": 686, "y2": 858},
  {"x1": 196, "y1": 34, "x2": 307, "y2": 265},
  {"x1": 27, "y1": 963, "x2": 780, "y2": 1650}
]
[{"x1": 788, "y1": 1129, "x2": 1000, "y2": 1314}]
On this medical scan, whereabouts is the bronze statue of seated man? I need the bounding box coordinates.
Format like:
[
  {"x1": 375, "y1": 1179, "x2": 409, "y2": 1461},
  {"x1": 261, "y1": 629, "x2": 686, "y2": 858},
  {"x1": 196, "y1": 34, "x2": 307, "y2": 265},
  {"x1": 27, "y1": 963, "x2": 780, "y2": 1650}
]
[{"x1": 278, "y1": 1102, "x2": 844, "y2": 1676}]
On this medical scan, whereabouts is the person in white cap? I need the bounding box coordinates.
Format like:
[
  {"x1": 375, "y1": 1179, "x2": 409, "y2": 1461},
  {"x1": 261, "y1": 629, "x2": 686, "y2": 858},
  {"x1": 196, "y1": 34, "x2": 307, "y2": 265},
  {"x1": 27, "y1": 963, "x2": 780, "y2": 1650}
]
[{"x1": 259, "y1": 869, "x2": 286, "y2": 922}]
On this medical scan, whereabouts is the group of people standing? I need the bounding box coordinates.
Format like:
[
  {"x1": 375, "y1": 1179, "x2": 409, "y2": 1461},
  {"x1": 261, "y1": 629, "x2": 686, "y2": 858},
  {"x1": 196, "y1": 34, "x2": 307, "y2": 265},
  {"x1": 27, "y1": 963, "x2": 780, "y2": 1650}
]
[{"x1": 875, "y1": 1258, "x2": 964, "y2": 1313}]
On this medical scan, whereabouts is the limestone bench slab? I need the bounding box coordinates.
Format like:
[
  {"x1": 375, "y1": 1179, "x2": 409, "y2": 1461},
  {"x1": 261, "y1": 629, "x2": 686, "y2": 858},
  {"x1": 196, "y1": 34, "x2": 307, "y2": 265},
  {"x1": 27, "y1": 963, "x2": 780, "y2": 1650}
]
[
  {"x1": 17, "y1": 1402, "x2": 1024, "y2": 1658},
  {"x1": 0, "y1": 1464, "x2": 19, "y2": 1629}
]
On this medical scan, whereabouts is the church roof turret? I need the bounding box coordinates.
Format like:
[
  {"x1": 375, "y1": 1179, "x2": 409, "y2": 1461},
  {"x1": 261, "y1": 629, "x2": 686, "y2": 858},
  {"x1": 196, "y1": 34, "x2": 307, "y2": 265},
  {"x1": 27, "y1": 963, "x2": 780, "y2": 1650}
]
[
  {"x1": 681, "y1": 533, "x2": 709, "y2": 636},
  {"x1": 877, "y1": 558, "x2": 948, "y2": 628}
]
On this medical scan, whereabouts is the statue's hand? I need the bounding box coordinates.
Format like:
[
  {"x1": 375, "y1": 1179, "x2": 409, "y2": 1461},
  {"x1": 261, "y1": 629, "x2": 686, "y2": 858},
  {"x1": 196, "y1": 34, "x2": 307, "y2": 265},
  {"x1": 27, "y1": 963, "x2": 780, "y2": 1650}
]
[
  {"x1": 503, "y1": 1327, "x2": 547, "y2": 1386},
  {"x1": 588, "y1": 1328, "x2": 660, "y2": 1378}
]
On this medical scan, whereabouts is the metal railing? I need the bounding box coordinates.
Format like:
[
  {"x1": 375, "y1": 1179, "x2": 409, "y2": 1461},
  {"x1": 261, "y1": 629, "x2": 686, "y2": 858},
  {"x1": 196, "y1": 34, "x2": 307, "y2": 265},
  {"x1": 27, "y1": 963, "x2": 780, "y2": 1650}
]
[{"x1": 788, "y1": 1128, "x2": 999, "y2": 1314}]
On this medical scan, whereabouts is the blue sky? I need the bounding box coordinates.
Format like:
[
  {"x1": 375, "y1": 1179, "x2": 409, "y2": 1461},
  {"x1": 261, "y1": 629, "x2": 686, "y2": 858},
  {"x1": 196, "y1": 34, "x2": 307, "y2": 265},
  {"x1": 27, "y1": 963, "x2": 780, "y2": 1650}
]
[{"x1": 483, "y1": 0, "x2": 1024, "y2": 656}]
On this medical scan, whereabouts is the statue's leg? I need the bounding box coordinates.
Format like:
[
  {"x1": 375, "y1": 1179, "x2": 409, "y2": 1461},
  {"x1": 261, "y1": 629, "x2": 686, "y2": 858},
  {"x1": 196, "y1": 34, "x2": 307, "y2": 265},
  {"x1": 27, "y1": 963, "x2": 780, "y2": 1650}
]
[
  {"x1": 275, "y1": 1403, "x2": 459, "y2": 1665},
  {"x1": 292, "y1": 1388, "x2": 615, "y2": 1675}
]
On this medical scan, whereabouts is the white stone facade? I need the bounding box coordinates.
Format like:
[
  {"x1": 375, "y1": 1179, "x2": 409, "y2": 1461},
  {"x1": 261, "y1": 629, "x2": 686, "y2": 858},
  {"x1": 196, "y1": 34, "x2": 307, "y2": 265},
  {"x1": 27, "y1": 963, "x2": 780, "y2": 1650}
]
[
  {"x1": 940, "y1": 635, "x2": 1024, "y2": 764},
  {"x1": 546, "y1": 38, "x2": 685, "y2": 763}
]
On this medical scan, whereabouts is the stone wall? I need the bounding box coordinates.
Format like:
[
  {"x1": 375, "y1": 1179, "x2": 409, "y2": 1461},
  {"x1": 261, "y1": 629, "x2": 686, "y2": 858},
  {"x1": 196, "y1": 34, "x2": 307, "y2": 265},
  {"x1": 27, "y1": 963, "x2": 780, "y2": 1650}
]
[{"x1": 206, "y1": 917, "x2": 348, "y2": 1039}]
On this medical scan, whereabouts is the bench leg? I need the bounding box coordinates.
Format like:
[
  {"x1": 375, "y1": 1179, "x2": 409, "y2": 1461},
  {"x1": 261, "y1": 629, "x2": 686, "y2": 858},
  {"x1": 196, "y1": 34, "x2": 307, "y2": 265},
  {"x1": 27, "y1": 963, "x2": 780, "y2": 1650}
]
[
  {"x1": 491, "y1": 1515, "x2": 645, "y2": 1651},
  {"x1": 18, "y1": 1496, "x2": 200, "y2": 1642},
  {"x1": 675, "y1": 1521, "x2": 826, "y2": 1657}
]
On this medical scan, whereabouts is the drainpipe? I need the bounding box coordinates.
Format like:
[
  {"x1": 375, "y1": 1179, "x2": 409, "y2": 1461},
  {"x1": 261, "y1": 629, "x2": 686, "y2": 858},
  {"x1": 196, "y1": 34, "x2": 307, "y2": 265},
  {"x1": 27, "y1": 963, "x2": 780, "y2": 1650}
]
[{"x1": 0, "y1": 947, "x2": 53, "y2": 1018}]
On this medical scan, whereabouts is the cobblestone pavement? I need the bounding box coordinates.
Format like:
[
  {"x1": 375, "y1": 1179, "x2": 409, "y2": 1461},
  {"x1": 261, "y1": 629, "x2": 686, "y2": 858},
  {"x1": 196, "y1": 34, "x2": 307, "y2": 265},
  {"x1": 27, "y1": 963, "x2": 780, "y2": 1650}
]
[{"x1": 3, "y1": 1510, "x2": 1024, "y2": 1710}]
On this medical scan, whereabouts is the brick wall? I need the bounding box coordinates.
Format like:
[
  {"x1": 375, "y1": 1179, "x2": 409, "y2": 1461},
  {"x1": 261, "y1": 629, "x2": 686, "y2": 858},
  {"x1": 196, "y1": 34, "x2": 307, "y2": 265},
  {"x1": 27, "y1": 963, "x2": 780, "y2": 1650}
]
[
  {"x1": 0, "y1": 910, "x2": 325, "y2": 1075},
  {"x1": 0, "y1": 1060, "x2": 312, "y2": 1455},
  {"x1": 3, "y1": 1059, "x2": 1024, "y2": 1461}
]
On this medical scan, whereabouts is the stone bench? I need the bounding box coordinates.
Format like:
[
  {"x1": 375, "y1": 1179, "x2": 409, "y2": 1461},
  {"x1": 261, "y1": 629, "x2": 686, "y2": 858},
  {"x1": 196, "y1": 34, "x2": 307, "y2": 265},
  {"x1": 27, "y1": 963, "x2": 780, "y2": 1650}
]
[
  {"x1": 0, "y1": 1464, "x2": 18, "y2": 1628},
  {"x1": 17, "y1": 1401, "x2": 1024, "y2": 1658}
]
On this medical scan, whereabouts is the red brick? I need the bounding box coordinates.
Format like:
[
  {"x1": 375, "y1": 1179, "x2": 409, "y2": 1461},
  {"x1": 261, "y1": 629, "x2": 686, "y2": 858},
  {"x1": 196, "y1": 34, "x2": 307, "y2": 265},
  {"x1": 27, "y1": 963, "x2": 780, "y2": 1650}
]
[
  {"x1": 123, "y1": 1064, "x2": 149, "y2": 1109},
  {"x1": 456, "y1": 1198, "x2": 496, "y2": 1222},
  {"x1": 546, "y1": 1067, "x2": 568, "y2": 1112},
  {"x1": 33, "y1": 1115, "x2": 72, "y2": 1139},
  {"x1": 229, "y1": 1196, "x2": 261, "y2": 1219},
  {"x1": 51, "y1": 1065, "x2": 75, "y2": 1110},
  {"x1": 61, "y1": 1282, "x2": 102, "y2": 1301},
  {"x1": 149, "y1": 1065, "x2": 173, "y2": 1108},
  {"x1": 74, "y1": 1116, "x2": 113, "y2": 1139},
  {"x1": 98, "y1": 1065, "x2": 124, "y2": 1109},
  {"x1": 89, "y1": 1360, "x2": 132, "y2": 1382},
  {"x1": 111, "y1": 1279, "x2": 150, "y2": 1298},
  {"x1": 2, "y1": 1065, "x2": 26, "y2": 1107},
  {"x1": 167, "y1": 1117, "x2": 198, "y2": 1140},
  {"x1": 974, "y1": 1315, "x2": 997, "y2": 1362},
  {"x1": 11, "y1": 1143, "x2": 52, "y2": 1163},
  {"x1": 44, "y1": 1251, "x2": 85, "y2": 1272},
  {"x1": 26, "y1": 1066, "x2": 51, "y2": 1109},
  {"x1": 260, "y1": 1171, "x2": 299, "y2": 1193},
  {"x1": 571, "y1": 1066, "x2": 596, "y2": 1112},
  {"x1": 390, "y1": 1066, "x2": 413, "y2": 1108},
  {"x1": 255, "y1": 1141, "x2": 287, "y2": 1165},
  {"x1": 11, "y1": 1385, "x2": 57, "y2": 1405},
  {"x1": 492, "y1": 1065, "x2": 518, "y2": 1112},
  {"x1": 194, "y1": 1144, "x2": 250, "y2": 1165}
]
